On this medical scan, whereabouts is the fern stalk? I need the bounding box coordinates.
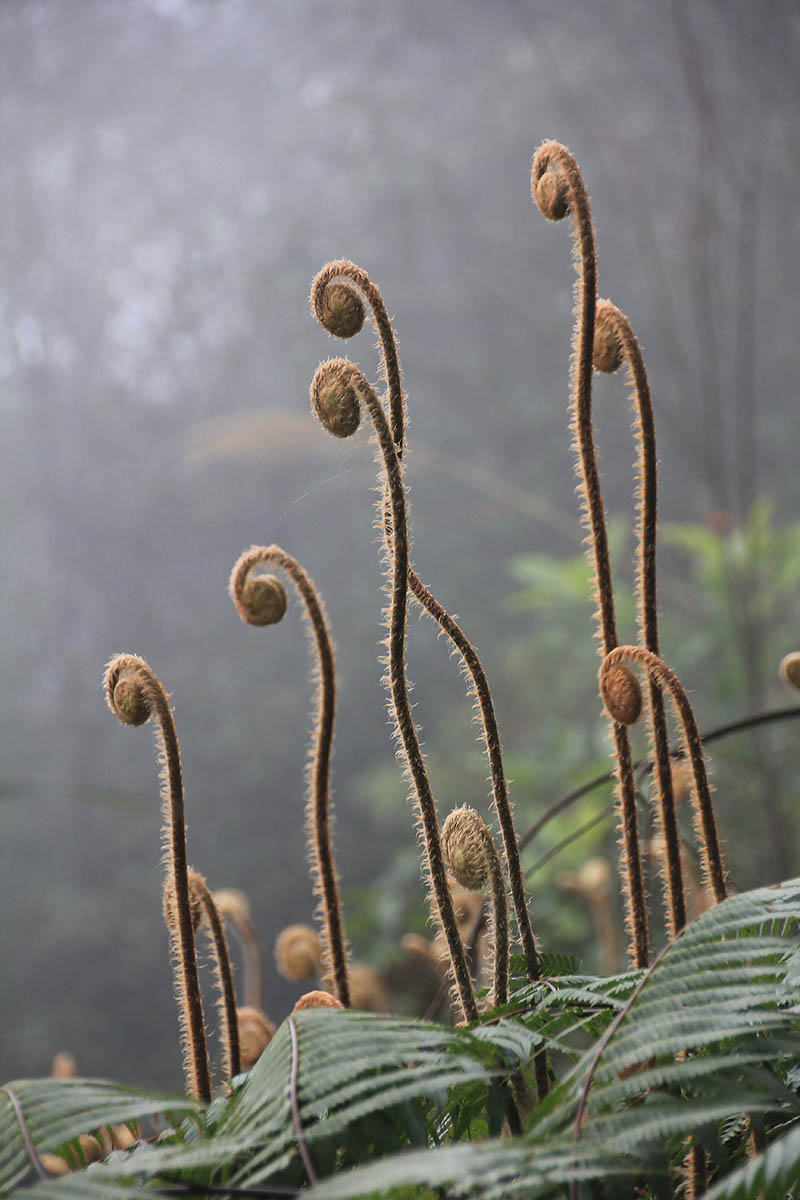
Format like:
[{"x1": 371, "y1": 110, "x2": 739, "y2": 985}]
[
  {"x1": 311, "y1": 260, "x2": 542, "y2": 987},
  {"x1": 310, "y1": 356, "x2": 479, "y2": 1023},
  {"x1": 230, "y1": 544, "x2": 351, "y2": 1008},
  {"x1": 531, "y1": 140, "x2": 649, "y2": 967},
  {"x1": 103, "y1": 654, "x2": 211, "y2": 1102}
]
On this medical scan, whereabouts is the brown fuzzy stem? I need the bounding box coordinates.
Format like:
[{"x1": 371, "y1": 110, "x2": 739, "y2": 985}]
[
  {"x1": 186, "y1": 871, "x2": 241, "y2": 1080},
  {"x1": 601, "y1": 647, "x2": 727, "y2": 904},
  {"x1": 213, "y1": 889, "x2": 263, "y2": 1011},
  {"x1": 310, "y1": 358, "x2": 478, "y2": 1023},
  {"x1": 685, "y1": 1141, "x2": 707, "y2": 1200},
  {"x1": 532, "y1": 141, "x2": 649, "y2": 968},
  {"x1": 103, "y1": 654, "x2": 211, "y2": 1102},
  {"x1": 230, "y1": 546, "x2": 351, "y2": 1008},
  {"x1": 312, "y1": 260, "x2": 542, "y2": 987},
  {"x1": 441, "y1": 807, "x2": 509, "y2": 1009},
  {"x1": 482, "y1": 835, "x2": 509, "y2": 1010},
  {"x1": 595, "y1": 299, "x2": 686, "y2": 938}
]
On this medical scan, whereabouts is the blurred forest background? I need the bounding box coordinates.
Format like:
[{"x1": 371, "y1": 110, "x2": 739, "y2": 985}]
[{"x1": 1, "y1": 0, "x2": 799, "y2": 1089}]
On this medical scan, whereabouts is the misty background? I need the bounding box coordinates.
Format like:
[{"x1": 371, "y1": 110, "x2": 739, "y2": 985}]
[{"x1": 1, "y1": 0, "x2": 799, "y2": 1089}]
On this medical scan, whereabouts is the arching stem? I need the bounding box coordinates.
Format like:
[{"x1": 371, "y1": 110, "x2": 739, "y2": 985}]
[
  {"x1": 104, "y1": 654, "x2": 211, "y2": 1102},
  {"x1": 230, "y1": 545, "x2": 351, "y2": 1008},
  {"x1": 595, "y1": 298, "x2": 686, "y2": 937},
  {"x1": 532, "y1": 141, "x2": 649, "y2": 967},
  {"x1": 311, "y1": 358, "x2": 479, "y2": 1023},
  {"x1": 601, "y1": 646, "x2": 727, "y2": 904}
]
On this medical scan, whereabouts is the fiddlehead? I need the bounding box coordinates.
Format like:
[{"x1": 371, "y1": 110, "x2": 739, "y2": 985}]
[
  {"x1": 593, "y1": 297, "x2": 687, "y2": 938},
  {"x1": 532, "y1": 140, "x2": 649, "y2": 967},
  {"x1": 600, "y1": 646, "x2": 727, "y2": 904},
  {"x1": 275, "y1": 923, "x2": 323, "y2": 983},
  {"x1": 311, "y1": 262, "x2": 543, "y2": 1001},
  {"x1": 311, "y1": 259, "x2": 405, "y2": 453},
  {"x1": 103, "y1": 654, "x2": 211, "y2": 1102},
  {"x1": 237, "y1": 1005, "x2": 275, "y2": 1070},
  {"x1": 779, "y1": 652, "x2": 800, "y2": 690},
  {"x1": 230, "y1": 545, "x2": 351, "y2": 1008},
  {"x1": 441, "y1": 806, "x2": 509, "y2": 1009},
  {"x1": 310, "y1": 356, "x2": 479, "y2": 1023}
]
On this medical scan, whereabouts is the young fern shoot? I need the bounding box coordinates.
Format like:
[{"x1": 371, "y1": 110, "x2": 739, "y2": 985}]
[
  {"x1": 309, "y1": 356, "x2": 479, "y2": 1023},
  {"x1": 213, "y1": 887, "x2": 263, "y2": 1011},
  {"x1": 103, "y1": 654, "x2": 211, "y2": 1102},
  {"x1": 230, "y1": 545, "x2": 351, "y2": 1008},
  {"x1": 532, "y1": 140, "x2": 649, "y2": 968},
  {"x1": 600, "y1": 646, "x2": 727, "y2": 904},
  {"x1": 311, "y1": 261, "x2": 542, "y2": 987},
  {"x1": 182, "y1": 871, "x2": 242, "y2": 1081},
  {"x1": 441, "y1": 806, "x2": 509, "y2": 1009},
  {"x1": 593, "y1": 298, "x2": 686, "y2": 937}
]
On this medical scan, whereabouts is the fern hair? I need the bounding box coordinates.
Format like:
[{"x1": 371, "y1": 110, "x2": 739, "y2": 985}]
[
  {"x1": 230, "y1": 545, "x2": 351, "y2": 1009},
  {"x1": 441, "y1": 806, "x2": 509, "y2": 1009},
  {"x1": 593, "y1": 297, "x2": 686, "y2": 938},
  {"x1": 103, "y1": 653, "x2": 211, "y2": 1102},
  {"x1": 185, "y1": 870, "x2": 242, "y2": 1081},
  {"x1": 310, "y1": 356, "x2": 478, "y2": 1023},
  {"x1": 311, "y1": 261, "x2": 542, "y2": 990},
  {"x1": 236, "y1": 1005, "x2": 275, "y2": 1070},
  {"x1": 275, "y1": 923, "x2": 323, "y2": 982},
  {"x1": 600, "y1": 646, "x2": 727, "y2": 904},
  {"x1": 531, "y1": 140, "x2": 649, "y2": 968}
]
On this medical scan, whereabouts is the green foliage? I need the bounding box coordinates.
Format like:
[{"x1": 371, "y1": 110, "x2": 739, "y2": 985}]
[{"x1": 5, "y1": 879, "x2": 800, "y2": 1197}]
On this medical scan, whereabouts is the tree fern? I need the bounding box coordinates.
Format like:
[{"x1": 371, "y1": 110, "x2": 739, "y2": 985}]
[{"x1": 5, "y1": 878, "x2": 799, "y2": 1198}]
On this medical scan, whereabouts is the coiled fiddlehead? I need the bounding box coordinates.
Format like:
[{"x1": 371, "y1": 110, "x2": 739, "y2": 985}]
[
  {"x1": 230, "y1": 544, "x2": 351, "y2": 1008},
  {"x1": 310, "y1": 356, "x2": 479, "y2": 1023},
  {"x1": 311, "y1": 263, "x2": 542, "y2": 994},
  {"x1": 442, "y1": 806, "x2": 509, "y2": 1009},
  {"x1": 593, "y1": 298, "x2": 686, "y2": 938},
  {"x1": 600, "y1": 646, "x2": 727, "y2": 905},
  {"x1": 532, "y1": 140, "x2": 649, "y2": 968},
  {"x1": 103, "y1": 654, "x2": 211, "y2": 1102}
]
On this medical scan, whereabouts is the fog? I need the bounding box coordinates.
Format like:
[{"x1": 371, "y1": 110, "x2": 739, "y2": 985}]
[{"x1": 1, "y1": 0, "x2": 798, "y2": 1087}]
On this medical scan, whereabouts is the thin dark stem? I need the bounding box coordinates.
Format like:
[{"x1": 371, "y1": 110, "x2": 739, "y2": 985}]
[
  {"x1": 532, "y1": 141, "x2": 648, "y2": 968},
  {"x1": 595, "y1": 299, "x2": 686, "y2": 937},
  {"x1": 189, "y1": 872, "x2": 241, "y2": 1080},
  {"x1": 312, "y1": 260, "x2": 542, "y2": 985},
  {"x1": 519, "y1": 704, "x2": 800, "y2": 853},
  {"x1": 525, "y1": 807, "x2": 612, "y2": 880},
  {"x1": 602, "y1": 647, "x2": 727, "y2": 904},
  {"x1": 409, "y1": 577, "x2": 541, "y2": 980},
  {"x1": 311, "y1": 359, "x2": 478, "y2": 1023},
  {"x1": 230, "y1": 546, "x2": 350, "y2": 1008},
  {"x1": 104, "y1": 655, "x2": 211, "y2": 1103}
]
